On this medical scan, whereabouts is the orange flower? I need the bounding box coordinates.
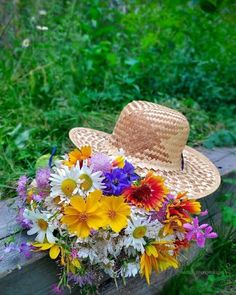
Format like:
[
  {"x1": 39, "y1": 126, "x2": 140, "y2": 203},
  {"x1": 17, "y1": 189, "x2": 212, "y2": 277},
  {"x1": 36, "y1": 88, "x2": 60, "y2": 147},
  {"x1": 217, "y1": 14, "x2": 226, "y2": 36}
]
[
  {"x1": 140, "y1": 241, "x2": 178, "y2": 284},
  {"x1": 123, "y1": 172, "x2": 168, "y2": 211},
  {"x1": 163, "y1": 192, "x2": 201, "y2": 235},
  {"x1": 64, "y1": 146, "x2": 92, "y2": 167}
]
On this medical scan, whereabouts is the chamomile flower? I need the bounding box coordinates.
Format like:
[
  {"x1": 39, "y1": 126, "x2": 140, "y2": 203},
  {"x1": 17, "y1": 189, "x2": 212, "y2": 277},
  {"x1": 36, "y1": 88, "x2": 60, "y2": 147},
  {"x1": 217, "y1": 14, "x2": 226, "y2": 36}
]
[
  {"x1": 24, "y1": 209, "x2": 56, "y2": 243},
  {"x1": 121, "y1": 260, "x2": 140, "y2": 277},
  {"x1": 50, "y1": 165, "x2": 81, "y2": 202},
  {"x1": 124, "y1": 215, "x2": 162, "y2": 253},
  {"x1": 77, "y1": 161, "x2": 105, "y2": 195}
]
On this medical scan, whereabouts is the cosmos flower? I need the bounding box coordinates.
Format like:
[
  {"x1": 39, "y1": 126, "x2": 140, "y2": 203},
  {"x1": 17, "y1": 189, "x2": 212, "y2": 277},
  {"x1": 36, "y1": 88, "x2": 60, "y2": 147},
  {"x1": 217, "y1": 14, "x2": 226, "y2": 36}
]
[
  {"x1": 123, "y1": 172, "x2": 168, "y2": 211},
  {"x1": 61, "y1": 190, "x2": 105, "y2": 238},
  {"x1": 101, "y1": 196, "x2": 131, "y2": 233},
  {"x1": 103, "y1": 168, "x2": 130, "y2": 195},
  {"x1": 140, "y1": 241, "x2": 178, "y2": 284}
]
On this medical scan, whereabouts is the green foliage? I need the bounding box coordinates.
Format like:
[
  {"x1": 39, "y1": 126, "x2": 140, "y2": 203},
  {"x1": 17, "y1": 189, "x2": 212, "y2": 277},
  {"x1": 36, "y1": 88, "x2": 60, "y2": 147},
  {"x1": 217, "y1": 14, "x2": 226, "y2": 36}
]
[{"x1": 0, "y1": 0, "x2": 235, "y2": 196}]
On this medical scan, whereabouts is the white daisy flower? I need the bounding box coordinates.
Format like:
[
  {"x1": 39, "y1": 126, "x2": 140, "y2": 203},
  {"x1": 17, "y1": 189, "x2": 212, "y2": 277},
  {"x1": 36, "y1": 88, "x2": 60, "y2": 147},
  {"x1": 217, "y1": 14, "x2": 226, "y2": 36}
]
[
  {"x1": 121, "y1": 261, "x2": 140, "y2": 277},
  {"x1": 24, "y1": 209, "x2": 56, "y2": 243},
  {"x1": 49, "y1": 165, "x2": 81, "y2": 202},
  {"x1": 76, "y1": 161, "x2": 105, "y2": 195},
  {"x1": 124, "y1": 214, "x2": 163, "y2": 253}
]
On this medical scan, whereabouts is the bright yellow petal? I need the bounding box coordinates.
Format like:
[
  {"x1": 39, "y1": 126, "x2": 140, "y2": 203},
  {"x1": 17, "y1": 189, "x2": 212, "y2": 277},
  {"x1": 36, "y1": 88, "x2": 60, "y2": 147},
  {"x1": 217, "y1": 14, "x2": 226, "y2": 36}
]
[
  {"x1": 146, "y1": 245, "x2": 158, "y2": 257},
  {"x1": 70, "y1": 196, "x2": 86, "y2": 211},
  {"x1": 81, "y1": 146, "x2": 92, "y2": 159},
  {"x1": 74, "y1": 222, "x2": 91, "y2": 238},
  {"x1": 109, "y1": 214, "x2": 128, "y2": 233},
  {"x1": 71, "y1": 258, "x2": 81, "y2": 269},
  {"x1": 49, "y1": 245, "x2": 60, "y2": 259},
  {"x1": 32, "y1": 243, "x2": 53, "y2": 250},
  {"x1": 140, "y1": 254, "x2": 151, "y2": 285},
  {"x1": 86, "y1": 213, "x2": 105, "y2": 229},
  {"x1": 63, "y1": 207, "x2": 79, "y2": 215},
  {"x1": 86, "y1": 192, "x2": 101, "y2": 213},
  {"x1": 61, "y1": 215, "x2": 79, "y2": 226}
]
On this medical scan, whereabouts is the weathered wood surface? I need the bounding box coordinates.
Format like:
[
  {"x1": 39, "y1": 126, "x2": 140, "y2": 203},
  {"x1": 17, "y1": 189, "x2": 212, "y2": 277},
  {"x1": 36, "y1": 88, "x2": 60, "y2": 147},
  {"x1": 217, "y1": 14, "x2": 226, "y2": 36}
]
[{"x1": 0, "y1": 147, "x2": 235, "y2": 295}]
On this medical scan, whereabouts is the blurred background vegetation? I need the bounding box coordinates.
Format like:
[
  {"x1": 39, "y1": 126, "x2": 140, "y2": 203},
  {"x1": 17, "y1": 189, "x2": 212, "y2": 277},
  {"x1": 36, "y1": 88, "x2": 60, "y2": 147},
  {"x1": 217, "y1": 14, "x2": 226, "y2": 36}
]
[
  {"x1": 0, "y1": 0, "x2": 236, "y2": 294},
  {"x1": 1, "y1": 0, "x2": 236, "y2": 186}
]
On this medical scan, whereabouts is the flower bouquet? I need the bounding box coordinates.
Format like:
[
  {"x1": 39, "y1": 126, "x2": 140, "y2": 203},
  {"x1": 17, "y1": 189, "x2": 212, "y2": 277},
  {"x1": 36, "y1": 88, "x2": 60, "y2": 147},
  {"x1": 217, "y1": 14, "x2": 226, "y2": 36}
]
[{"x1": 14, "y1": 146, "x2": 217, "y2": 294}]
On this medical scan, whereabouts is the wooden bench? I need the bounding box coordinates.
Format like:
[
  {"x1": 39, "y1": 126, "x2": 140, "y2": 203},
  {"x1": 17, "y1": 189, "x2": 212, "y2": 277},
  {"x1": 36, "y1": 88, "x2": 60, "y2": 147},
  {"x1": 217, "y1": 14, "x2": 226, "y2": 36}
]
[{"x1": 0, "y1": 147, "x2": 235, "y2": 295}]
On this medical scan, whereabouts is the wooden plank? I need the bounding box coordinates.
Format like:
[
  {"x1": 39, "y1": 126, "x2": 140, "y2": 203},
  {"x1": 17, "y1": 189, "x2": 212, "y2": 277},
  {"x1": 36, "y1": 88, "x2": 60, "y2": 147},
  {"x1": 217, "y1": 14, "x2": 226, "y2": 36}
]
[
  {"x1": 0, "y1": 198, "x2": 20, "y2": 240},
  {"x1": 0, "y1": 147, "x2": 235, "y2": 294}
]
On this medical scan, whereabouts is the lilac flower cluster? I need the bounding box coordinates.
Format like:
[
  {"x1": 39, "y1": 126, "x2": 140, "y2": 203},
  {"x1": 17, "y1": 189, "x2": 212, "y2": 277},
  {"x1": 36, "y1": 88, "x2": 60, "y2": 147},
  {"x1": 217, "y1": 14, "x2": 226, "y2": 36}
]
[
  {"x1": 103, "y1": 161, "x2": 139, "y2": 195},
  {"x1": 17, "y1": 175, "x2": 28, "y2": 200},
  {"x1": 4, "y1": 242, "x2": 32, "y2": 259},
  {"x1": 90, "y1": 152, "x2": 111, "y2": 173},
  {"x1": 68, "y1": 271, "x2": 94, "y2": 288},
  {"x1": 183, "y1": 217, "x2": 218, "y2": 248},
  {"x1": 16, "y1": 207, "x2": 31, "y2": 229},
  {"x1": 36, "y1": 168, "x2": 51, "y2": 195}
]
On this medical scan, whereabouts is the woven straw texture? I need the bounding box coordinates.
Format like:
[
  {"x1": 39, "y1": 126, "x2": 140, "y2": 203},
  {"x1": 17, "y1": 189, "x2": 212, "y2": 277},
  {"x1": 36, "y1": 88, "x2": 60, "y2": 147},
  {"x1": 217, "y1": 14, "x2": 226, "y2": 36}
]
[{"x1": 69, "y1": 101, "x2": 221, "y2": 199}]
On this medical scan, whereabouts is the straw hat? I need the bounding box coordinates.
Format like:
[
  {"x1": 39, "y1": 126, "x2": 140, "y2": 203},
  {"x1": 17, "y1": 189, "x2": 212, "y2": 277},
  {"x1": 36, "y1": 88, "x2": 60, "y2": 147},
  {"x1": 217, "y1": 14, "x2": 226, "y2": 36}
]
[{"x1": 69, "y1": 100, "x2": 221, "y2": 199}]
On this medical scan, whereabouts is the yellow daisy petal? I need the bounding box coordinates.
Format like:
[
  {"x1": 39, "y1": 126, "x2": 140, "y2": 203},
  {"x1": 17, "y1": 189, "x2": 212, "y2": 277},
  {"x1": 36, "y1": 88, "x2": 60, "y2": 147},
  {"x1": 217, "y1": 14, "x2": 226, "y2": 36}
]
[
  {"x1": 70, "y1": 196, "x2": 86, "y2": 212},
  {"x1": 49, "y1": 245, "x2": 60, "y2": 259}
]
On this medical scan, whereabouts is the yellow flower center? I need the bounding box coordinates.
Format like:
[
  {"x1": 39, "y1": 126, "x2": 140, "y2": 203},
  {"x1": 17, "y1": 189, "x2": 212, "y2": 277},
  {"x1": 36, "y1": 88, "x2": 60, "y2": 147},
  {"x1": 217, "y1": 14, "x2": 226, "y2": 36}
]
[
  {"x1": 108, "y1": 210, "x2": 117, "y2": 219},
  {"x1": 78, "y1": 212, "x2": 88, "y2": 222},
  {"x1": 37, "y1": 219, "x2": 48, "y2": 231},
  {"x1": 79, "y1": 174, "x2": 93, "y2": 191},
  {"x1": 133, "y1": 226, "x2": 147, "y2": 239},
  {"x1": 61, "y1": 178, "x2": 77, "y2": 196},
  {"x1": 54, "y1": 196, "x2": 61, "y2": 204}
]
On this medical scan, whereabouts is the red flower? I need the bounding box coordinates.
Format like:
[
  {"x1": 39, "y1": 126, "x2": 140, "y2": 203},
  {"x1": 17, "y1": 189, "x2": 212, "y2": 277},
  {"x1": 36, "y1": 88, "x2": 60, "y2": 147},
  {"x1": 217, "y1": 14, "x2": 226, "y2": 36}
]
[{"x1": 123, "y1": 172, "x2": 168, "y2": 211}]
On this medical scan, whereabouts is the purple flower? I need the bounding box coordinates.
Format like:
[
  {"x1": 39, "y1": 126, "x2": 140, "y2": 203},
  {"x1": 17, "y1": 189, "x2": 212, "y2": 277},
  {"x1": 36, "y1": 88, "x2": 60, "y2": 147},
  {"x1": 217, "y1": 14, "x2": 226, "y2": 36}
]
[
  {"x1": 17, "y1": 176, "x2": 28, "y2": 200},
  {"x1": 150, "y1": 194, "x2": 175, "y2": 222},
  {"x1": 70, "y1": 248, "x2": 79, "y2": 260},
  {"x1": 16, "y1": 207, "x2": 32, "y2": 229},
  {"x1": 36, "y1": 168, "x2": 51, "y2": 192},
  {"x1": 184, "y1": 217, "x2": 218, "y2": 248},
  {"x1": 90, "y1": 153, "x2": 112, "y2": 173},
  {"x1": 4, "y1": 243, "x2": 17, "y2": 253},
  {"x1": 68, "y1": 272, "x2": 94, "y2": 288},
  {"x1": 32, "y1": 194, "x2": 43, "y2": 202},
  {"x1": 103, "y1": 168, "x2": 130, "y2": 195},
  {"x1": 51, "y1": 284, "x2": 64, "y2": 295},
  {"x1": 200, "y1": 209, "x2": 208, "y2": 216},
  {"x1": 122, "y1": 161, "x2": 139, "y2": 182},
  {"x1": 19, "y1": 242, "x2": 33, "y2": 259}
]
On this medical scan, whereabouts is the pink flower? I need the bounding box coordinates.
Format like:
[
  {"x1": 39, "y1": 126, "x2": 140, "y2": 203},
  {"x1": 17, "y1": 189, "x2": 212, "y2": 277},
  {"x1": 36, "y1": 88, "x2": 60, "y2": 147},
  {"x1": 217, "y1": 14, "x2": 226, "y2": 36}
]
[
  {"x1": 200, "y1": 209, "x2": 208, "y2": 216},
  {"x1": 183, "y1": 217, "x2": 217, "y2": 248}
]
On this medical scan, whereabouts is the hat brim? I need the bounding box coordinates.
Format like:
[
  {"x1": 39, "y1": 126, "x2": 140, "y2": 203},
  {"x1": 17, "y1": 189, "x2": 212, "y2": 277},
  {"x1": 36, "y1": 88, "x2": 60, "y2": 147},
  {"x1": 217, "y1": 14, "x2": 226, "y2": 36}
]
[{"x1": 69, "y1": 127, "x2": 221, "y2": 199}]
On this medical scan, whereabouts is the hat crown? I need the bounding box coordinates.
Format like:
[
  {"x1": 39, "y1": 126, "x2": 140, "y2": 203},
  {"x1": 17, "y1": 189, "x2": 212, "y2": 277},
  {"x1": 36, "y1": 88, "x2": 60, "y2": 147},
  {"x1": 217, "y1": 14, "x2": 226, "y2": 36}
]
[{"x1": 111, "y1": 101, "x2": 190, "y2": 170}]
